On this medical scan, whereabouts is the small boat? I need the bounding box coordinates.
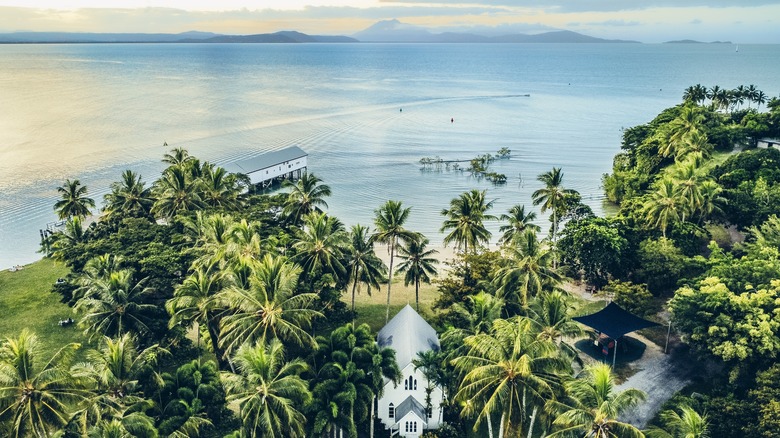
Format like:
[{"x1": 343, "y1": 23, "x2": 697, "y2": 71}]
[{"x1": 735, "y1": 45, "x2": 739, "y2": 52}]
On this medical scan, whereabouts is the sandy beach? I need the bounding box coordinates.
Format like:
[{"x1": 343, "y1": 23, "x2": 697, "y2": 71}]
[{"x1": 373, "y1": 243, "x2": 459, "y2": 274}]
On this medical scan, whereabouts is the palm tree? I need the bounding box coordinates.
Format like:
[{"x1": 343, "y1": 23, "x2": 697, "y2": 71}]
[
  {"x1": 453, "y1": 317, "x2": 567, "y2": 437},
  {"x1": 440, "y1": 189, "x2": 496, "y2": 254},
  {"x1": 55, "y1": 178, "x2": 96, "y2": 220},
  {"x1": 218, "y1": 254, "x2": 321, "y2": 355},
  {"x1": 499, "y1": 204, "x2": 540, "y2": 246},
  {"x1": 103, "y1": 170, "x2": 154, "y2": 219},
  {"x1": 697, "y1": 180, "x2": 726, "y2": 224},
  {"x1": 226, "y1": 218, "x2": 264, "y2": 263},
  {"x1": 532, "y1": 168, "x2": 576, "y2": 246},
  {"x1": 48, "y1": 216, "x2": 88, "y2": 262},
  {"x1": 442, "y1": 292, "x2": 505, "y2": 349},
  {"x1": 413, "y1": 349, "x2": 445, "y2": 423},
  {"x1": 345, "y1": 224, "x2": 387, "y2": 313},
  {"x1": 313, "y1": 323, "x2": 400, "y2": 438},
  {"x1": 167, "y1": 262, "x2": 227, "y2": 366},
  {"x1": 292, "y1": 211, "x2": 348, "y2": 280},
  {"x1": 152, "y1": 166, "x2": 204, "y2": 220},
  {"x1": 662, "y1": 106, "x2": 704, "y2": 159},
  {"x1": 158, "y1": 360, "x2": 218, "y2": 437},
  {"x1": 71, "y1": 334, "x2": 161, "y2": 433},
  {"x1": 310, "y1": 357, "x2": 371, "y2": 438},
  {"x1": 493, "y1": 229, "x2": 561, "y2": 308},
  {"x1": 549, "y1": 363, "x2": 646, "y2": 438},
  {"x1": 282, "y1": 172, "x2": 331, "y2": 225},
  {"x1": 0, "y1": 330, "x2": 88, "y2": 437},
  {"x1": 199, "y1": 163, "x2": 242, "y2": 210},
  {"x1": 645, "y1": 404, "x2": 709, "y2": 438},
  {"x1": 396, "y1": 236, "x2": 439, "y2": 311},
  {"x1": 755, "y1": 90, "x2": 768, "y2": 109},
  {"x1": 733, "y1": 85, "x2": 747, "y2": 110},
  {"x1": 221, "y1": 338, "x2": 311, "y2": 438},
  {"x1": 642, "y1": 178, "x2": 681, "y2": 238},
  {"x1": 365, "y1": 340, "x2": 402, "y2": 438},
  {"x1": 682, "y1": 84, "x2": 707, "y2": 105},
  {"x1": 372, "y1": 200, "x2": 417, "y2": 323},
  {"x1": 73, "y1": 254, "x2": 125, "y2": 302},
  {"x1": 528, "y1": 291, "x2": 584, "y2": 361},
  {"x1": 747, "y1": 84, "x2": 759, "y2": 107},
  {"x1": 706, "y1": 85, "x2": 721, "y2": 108},
  {"x1": 162, "y1": 147, "x2": 196, "y2": 168},
  {"x1": 671, "y1": 160, "x2": 703, "y2": 222},
  {"x1": 677, "y1": 130, "x2": 711, "y2": 160},
  {"x1": 86, "y1": 413, "x2": 158, "y2": 438},
  {"x1": 74, "y1": 269, "x2": 158, "y2": 340}
]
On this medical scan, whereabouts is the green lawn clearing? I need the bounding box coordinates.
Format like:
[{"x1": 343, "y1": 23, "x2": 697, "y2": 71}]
[
  {"x1": 0, "y1": 258, "x2": 90, "y2": 359},
  {"x1": 347, "y1": 278, "x2": 440, "y2": 332}
]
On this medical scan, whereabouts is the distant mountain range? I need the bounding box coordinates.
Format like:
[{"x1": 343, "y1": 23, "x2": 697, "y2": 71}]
[
  {"x1": 0, "y1": 19, "x2": 638, "y2": 44},
  {"x1": 0, "y1": 30, "x2": 356, "y2": 44},
  {"x1": 353, "y1": 19, "x2": 637, "y2": 43}
]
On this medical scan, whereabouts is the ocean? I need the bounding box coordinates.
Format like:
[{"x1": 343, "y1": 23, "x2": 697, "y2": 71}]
[{"x1": 1, "y1": 42, "x2": 779, "y2": 269}]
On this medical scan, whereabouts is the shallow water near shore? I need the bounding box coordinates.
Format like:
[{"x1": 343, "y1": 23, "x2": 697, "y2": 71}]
[{"x1": 1, "y1": 43, "x2": 779, "y2": 269}]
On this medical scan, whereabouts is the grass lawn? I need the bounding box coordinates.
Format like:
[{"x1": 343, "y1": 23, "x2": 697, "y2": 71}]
[
  {"x1": 347, "y1": 278, "x2": 440, "y2": 332},
  {"x1": 0, "y1": 258, "x2": 90, "y2": 359}
]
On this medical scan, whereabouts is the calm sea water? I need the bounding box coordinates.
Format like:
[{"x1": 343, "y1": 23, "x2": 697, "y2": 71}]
[{"x1": 1, "y1": 43, "x2": 779, "y2": 269}]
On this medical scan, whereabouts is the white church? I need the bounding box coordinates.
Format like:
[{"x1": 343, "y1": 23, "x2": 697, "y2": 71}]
[{"x1": 377, "y1": 305, "x2": 444, "y2": 437}]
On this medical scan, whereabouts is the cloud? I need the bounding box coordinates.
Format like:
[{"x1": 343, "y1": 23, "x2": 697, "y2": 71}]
[
  {"x1": 690, "y1": 18, "x2": 702, "y2": 24},
  {"x1": 585, "y1": 19, "x2": 641, "y2": 27},
  {"x1": 380, "y1": 0, "x2": 780, "y2": 13}
]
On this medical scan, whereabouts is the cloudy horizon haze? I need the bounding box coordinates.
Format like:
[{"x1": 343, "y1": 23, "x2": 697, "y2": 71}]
[{"x1": 0, "y1": 1, "x2": 777, "y2": 43}]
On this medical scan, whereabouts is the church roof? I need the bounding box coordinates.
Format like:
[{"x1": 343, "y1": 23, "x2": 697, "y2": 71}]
[
  {"x1": 377, "y1": 304, "x2": 440, "y2": 369},
  {"x1": 394, "y1": 395, "x2": 427, "y2": 424}
]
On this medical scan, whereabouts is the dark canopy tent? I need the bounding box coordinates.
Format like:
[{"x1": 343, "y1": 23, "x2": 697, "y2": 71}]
[{"x1": 573, "y1": 302, "x2": 660, "y2": 366}]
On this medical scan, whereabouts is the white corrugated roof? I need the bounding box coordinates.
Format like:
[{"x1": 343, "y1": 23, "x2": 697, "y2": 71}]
[
  {"x1": 224, "y1": 146, "x2": 307, "y2": 175},
  {"x1": 377, "y1": 304, "x2": 440, "y2": 369}
]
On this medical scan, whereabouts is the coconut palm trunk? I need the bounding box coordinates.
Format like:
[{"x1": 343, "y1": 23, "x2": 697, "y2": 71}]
[
  {"x1": 415, "y1": 276, "x2": 420, "y2": 311},
  {"x1": 351, "y1": 277, "x2": 359, "y2": 314},
  {"x1": 527, "y1": 407, "x2": 537, "y2": 438},
  {"x1": 205, "y1": 312, "x2": 227, "y2": 369},
  {"x1": 386, "y1": 237, "x2": 395, "y2": 323},
  {"x1": 370, "y1": 396, "x2": 376, "y2": 438}
]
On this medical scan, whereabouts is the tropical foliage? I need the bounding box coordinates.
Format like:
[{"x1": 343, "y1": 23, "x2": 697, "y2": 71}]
[{"x1": 25, "y1": 89, "x2": 780, "y2": 438}]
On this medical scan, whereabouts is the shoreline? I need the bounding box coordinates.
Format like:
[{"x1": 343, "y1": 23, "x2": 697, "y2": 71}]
[{"x1": 373, "y1": 243, "x2": 459, "y2": 276}]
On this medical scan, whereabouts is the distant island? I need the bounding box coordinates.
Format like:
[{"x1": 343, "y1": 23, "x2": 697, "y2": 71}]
[
  {"x1": 0, "y1": 19, "x2": 639, "y2": 44},
  {"x1": 0, "y1": 30, "x2": 357, "y2": 44},
  {"x1": 664, "y1": 39, "x2": 733, "y2": 44}
]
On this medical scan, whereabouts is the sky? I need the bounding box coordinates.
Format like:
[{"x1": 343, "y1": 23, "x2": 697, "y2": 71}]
[{"x1": 0, "y1": 0, "x2": 779, "y2": 43}]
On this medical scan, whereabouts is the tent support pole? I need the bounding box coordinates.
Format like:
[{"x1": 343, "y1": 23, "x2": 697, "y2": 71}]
[
  {"x1": 612, "y1": 339, "x2": 618, "y2": 368},
  {"x1": 665, "y1": 321, "x2": 672, "y2": 354}
]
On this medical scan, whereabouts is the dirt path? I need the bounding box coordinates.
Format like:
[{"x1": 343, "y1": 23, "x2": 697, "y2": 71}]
[{"x1": 613, "y1": 334, "x2": 696, "y2": 428}]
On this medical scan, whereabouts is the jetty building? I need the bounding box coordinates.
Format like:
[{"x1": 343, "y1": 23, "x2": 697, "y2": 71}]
[{"x1": 224, "y1": 146, "x2": 308, "y2": 188}]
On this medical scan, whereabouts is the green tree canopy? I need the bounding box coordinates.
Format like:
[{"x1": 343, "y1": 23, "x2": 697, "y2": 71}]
[
  {"x1": 670, "y1": 277, "x2": 780, "y2": 365},
  {"x1": 558, "y1": 217, "x2": 628, "y2": 287}
]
